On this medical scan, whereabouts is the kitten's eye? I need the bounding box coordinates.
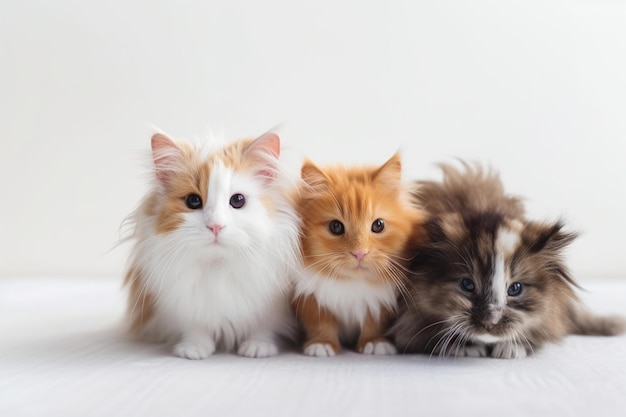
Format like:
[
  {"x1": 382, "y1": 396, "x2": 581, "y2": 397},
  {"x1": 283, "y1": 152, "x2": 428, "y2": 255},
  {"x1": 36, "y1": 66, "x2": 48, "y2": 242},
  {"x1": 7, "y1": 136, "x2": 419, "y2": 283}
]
[
  {"x1": 507, "y1": 282, "x2": 523, "y2": 297},
  {"x1": 371, "y1": 218, "x2": 385, "y2": 233},
  {"x1": 185, "y1": 193, "x2": 203, "y2": 210},
  {"x1": 229, "y1": 193, "x2": 246, "y2": 209},
  {"x1": 460, "y1": 278, "x2": 475, "y2": 292},
  {"x1": 329, "y1": 220, "x2": 345, "y2": 235}
]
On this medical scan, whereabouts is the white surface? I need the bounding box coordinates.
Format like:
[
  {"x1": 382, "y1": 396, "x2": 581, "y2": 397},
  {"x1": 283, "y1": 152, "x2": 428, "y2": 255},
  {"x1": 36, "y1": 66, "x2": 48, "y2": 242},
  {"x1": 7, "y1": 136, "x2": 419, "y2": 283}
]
[
  {"x1": 1, "y1": 1, "x2": 626, "y2": 278},
  {"x1": 2, "y1": 276, "x2": 626, "y2": 417}
]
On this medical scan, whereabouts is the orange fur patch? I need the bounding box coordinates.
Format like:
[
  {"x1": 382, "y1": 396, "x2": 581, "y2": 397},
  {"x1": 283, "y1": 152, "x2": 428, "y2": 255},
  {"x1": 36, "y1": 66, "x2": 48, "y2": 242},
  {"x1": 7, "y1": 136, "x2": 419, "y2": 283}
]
[
  {"x1": 293, "y1": 294, "x2": 341, "y2": 354},
  {"x1": 124, "y1": 266, "x2": 156, "y2": 334},
  {"x1": 356, "y1": 306, "x2": 395, "y2": 352}
]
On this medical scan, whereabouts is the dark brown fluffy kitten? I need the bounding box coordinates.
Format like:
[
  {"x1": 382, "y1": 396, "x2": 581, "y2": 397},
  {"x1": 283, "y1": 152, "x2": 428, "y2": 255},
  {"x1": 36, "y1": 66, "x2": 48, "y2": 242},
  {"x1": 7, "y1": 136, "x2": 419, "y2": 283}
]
[{"x1": 390, "y1": 163, "x2": 625, "y2": 358}]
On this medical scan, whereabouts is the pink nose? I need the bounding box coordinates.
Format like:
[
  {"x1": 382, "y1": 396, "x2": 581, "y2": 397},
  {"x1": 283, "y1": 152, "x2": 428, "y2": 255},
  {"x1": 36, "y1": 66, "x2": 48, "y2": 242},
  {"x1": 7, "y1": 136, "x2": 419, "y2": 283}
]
[
  {"x1": 352, "y1": 251, "x2": 367, "y2": 262},
  {"x1": 208, "y1": 224, "x2": 223, "y2": 236}
]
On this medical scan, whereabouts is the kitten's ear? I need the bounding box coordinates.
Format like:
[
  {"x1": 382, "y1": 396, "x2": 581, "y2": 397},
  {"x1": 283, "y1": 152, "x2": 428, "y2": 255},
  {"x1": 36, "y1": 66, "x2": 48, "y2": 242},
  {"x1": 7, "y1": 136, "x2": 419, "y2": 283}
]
[
  {"x1": 245, "y1": 132, "x2": 280, "y2": 183},
  {"x1": 151, "y1": 133, "x2": 181, "y2": 184},
  {"x1": 374, "y1": 152, "x2": 402, "y2": 186},
  {"x1": 522, "y1": 220, "x2": 578, "y2": 253},
  {"x1": 301, "y1": 159, "x2": 327, "y2": 187}
]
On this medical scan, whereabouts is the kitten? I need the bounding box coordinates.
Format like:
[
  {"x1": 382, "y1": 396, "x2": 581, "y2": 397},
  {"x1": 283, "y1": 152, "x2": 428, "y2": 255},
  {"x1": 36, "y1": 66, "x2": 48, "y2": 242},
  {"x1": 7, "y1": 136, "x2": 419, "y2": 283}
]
[
  {"x1": 292, "y1": 154, "x2": 425, "y2": 356},
  {"x1": 390, "y1": 162, "x2": 625, "y2": 359},
  {"x1": 123, "y1": 132, "x2": 300, "y2": 359}
]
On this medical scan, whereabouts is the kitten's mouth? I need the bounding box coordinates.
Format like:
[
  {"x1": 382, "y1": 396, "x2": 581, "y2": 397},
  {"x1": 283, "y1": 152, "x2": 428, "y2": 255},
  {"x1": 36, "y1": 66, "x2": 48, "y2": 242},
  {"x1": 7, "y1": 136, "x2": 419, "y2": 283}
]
[
  {"x1": 207, "y1": 236, "x2": 225, "y2": 247},
  {"x1": 353, "y1": 262, "x2": 370, "y2": 271}
]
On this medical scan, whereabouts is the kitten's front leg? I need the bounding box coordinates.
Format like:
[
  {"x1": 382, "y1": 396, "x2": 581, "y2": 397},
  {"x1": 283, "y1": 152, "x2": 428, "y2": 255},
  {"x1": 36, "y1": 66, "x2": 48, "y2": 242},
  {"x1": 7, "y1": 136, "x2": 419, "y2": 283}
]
[
  {"x1": 293, "y1": 294, "x2": 340, "y2": 357},
  {"x1": 357, "y1": 309, "x2": 397, "y2": 355},
  {"x1": 173, "y1": 328, "x2": 215, "y2": 360},
  {"x1": 491, "y1": 340, "x2": 529, "y2": 359},
  {"x1": 238, "y1": 329, "x2": 280, "y2": 358}
]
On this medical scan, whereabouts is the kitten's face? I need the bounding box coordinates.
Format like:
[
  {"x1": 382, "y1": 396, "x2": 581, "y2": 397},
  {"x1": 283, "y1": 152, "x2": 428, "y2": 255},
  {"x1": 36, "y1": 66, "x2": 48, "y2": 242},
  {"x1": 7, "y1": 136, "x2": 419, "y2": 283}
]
[
  {"x1": 407, "y1": 213, "x2": 576, "y2": 345},
  {"x1": 299, "y1": 155, "x2": 423, "y2": 283},
  {"x1": 148, "y1": 133, "x2": 280, "y2": 260}
]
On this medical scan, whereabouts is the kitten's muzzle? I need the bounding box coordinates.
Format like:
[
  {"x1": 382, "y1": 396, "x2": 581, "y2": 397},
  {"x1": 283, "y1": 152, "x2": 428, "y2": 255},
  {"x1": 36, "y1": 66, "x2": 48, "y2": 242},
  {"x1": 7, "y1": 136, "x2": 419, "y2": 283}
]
[
  {"x1": 207, "y1": 224, "x2": 224, "y2": 236},
  {"x1": 481, "y1": 306, "x2": 504, "y2": 330},
  {"x1": 352, "y1": 251, "x2": 367, "y2": 262}
]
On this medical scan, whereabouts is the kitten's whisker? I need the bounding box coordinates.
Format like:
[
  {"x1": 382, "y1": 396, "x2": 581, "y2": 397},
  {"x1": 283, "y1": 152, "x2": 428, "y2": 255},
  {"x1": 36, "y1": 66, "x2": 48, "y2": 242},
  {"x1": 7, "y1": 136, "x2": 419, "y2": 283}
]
[
  {"x1": 401, "y1": 317, "x2": 453, "y2": 354},
  {"x1": 438, "y1": 321, "x2": 464, "y2": 358},
  {"x1": 428, "y1": 318, "x2": 464, "y2": 359}
]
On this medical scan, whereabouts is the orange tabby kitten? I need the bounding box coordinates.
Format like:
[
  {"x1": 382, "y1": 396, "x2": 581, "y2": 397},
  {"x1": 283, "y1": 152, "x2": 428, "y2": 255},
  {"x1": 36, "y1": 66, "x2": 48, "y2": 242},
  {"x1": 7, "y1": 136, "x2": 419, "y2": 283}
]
[{"x1": 292, "y1": 154, "x2": 425, "y2": 356}]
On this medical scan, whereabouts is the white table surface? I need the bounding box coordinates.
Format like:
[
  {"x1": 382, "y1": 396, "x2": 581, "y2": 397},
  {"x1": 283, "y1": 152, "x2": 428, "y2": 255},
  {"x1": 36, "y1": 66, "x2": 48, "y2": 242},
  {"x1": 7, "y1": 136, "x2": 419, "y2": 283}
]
[{"x1": 2, "y1": 276, "x2": 625, "y2": 417}]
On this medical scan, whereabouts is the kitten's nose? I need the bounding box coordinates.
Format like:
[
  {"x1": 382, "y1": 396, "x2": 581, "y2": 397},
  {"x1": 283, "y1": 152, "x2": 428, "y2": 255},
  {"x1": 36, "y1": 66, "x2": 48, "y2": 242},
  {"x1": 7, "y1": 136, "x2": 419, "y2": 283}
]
[
  {"x1": 352, "y1": 251, "x2": 367, "y2": 262},
  {"x1": 207, "y1": 224, "x2": 223, "y2": 236},
  {"x1": 482, "y1": 306, "x2": 504, "y2": 329}
]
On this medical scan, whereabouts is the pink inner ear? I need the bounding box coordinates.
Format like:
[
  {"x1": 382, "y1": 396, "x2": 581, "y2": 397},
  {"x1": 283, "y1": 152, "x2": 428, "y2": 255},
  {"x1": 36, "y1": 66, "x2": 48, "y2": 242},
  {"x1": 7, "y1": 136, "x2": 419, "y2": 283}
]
[
  {"x1": 251, "y1": 132, "x2": 280, "y2": 158},
  {"x1": 248, "y1": 132, "x2": 280, "y2": 183},
  {"x1": 151, "y1": 133, "x2": 179, "y2": 183}
]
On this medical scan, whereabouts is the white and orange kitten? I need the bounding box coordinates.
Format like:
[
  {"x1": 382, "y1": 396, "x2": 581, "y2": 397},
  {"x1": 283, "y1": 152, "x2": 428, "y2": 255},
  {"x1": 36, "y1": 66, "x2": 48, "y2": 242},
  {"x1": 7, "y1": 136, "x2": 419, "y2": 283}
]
[
  {"x1": 292, "y1": 155, "x2": 425, "y2": 356},
  {"x1": 123, "y1": 132, "x2": 300, "y2": 358}
]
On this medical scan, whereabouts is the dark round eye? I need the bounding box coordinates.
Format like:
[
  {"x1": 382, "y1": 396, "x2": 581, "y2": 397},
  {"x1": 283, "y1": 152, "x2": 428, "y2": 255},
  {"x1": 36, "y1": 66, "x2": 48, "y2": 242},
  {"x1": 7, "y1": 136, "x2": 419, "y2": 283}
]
[
  {"x1": 507, "y1": 282, "x2": 523, "y2": 297},
  {"x1": 460, "y1": 278, "x2": 475, "y2": 293},
  {"x1": 329, "y1": 220, "x2": 345, "y2": 235},
  {"x1": 229, "y1": 193, "x2": 246, "y2": 209},
  {"x1": 185, "y1": 193, "x2": 203, "y2": 210},
  {"x1": 371, "y1": 218, "x2": 385, "y2": 233}
]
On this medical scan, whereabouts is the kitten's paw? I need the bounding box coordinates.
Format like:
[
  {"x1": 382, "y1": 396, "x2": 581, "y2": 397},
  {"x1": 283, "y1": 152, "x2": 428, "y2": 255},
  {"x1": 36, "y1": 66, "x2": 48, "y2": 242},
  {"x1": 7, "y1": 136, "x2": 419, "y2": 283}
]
[
  {"x1": 173, "y1": 339, "x2": 216, "y2": 360},
  {"x1": 491, "y1": 342, "x2": 528, "y2": 359},
  {"x1": 456, "y1": 344, "x2": 488, "y2": 358},
  {"x1": 360, "y1": 340, "x2": 397, "y2": 355},
  {"x1": 237, "y1": 340, "x2": 279, "y2": 358},
  {"x1": 303, "y1": 343, "x2": 337, "y2": 357}
]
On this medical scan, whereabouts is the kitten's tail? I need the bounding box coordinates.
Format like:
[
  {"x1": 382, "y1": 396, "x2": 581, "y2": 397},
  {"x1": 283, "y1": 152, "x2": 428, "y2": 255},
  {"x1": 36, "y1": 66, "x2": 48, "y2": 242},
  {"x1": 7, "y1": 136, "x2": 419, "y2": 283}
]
[{"x1": 569, "y1": 305, "x2": 626, "y2": 336}]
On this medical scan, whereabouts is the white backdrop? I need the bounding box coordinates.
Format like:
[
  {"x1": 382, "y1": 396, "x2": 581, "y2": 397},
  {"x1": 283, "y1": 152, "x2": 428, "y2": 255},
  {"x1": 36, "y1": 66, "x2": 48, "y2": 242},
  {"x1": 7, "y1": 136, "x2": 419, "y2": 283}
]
[{"x1": 1, "y1": 0, "x2": 625, "y2": 279}]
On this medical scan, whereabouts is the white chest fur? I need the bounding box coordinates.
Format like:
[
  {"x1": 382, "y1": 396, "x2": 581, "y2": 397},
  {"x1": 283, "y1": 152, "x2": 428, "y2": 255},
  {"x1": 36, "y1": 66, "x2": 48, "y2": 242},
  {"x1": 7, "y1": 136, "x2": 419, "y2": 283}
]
[{"x1": 294, "y1": 270, "x2": 398, "y2": 330}]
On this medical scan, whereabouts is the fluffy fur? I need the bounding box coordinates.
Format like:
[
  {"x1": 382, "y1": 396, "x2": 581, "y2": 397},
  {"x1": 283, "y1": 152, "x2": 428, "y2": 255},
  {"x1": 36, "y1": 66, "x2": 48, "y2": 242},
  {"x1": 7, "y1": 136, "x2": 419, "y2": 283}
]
[
  {"x1": 123, "y1": 132, "x2": 300, "y2": 359},
  {"x1": 390, "y1": 162, "x2": 625, "y2": 358},
  {"x1": 292, "y1": 154, "x2": 425, "y2": 356}
]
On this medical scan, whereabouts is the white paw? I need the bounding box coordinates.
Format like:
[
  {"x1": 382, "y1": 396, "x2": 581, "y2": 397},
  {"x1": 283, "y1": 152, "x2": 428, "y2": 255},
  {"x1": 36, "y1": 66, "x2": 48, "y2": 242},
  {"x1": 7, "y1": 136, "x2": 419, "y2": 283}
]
[
  {"x1": 304, "y1": 343, "x2": 336, "y2": 357},
  {"x1": 457, "y1": 344, "x2": 488, "y2": 358},
  {"x1": 491, "y1": 342, "x2": 528, "y2": 359},
  {"x1": 237, "y1": 340, "x2": 279, "y2": 358},
  {"x1": 173, "y1": 339, "x2": 215, "y2": 360},
  {"x1": 360, "y1": 341, "x2": 397, "y2": 355}
]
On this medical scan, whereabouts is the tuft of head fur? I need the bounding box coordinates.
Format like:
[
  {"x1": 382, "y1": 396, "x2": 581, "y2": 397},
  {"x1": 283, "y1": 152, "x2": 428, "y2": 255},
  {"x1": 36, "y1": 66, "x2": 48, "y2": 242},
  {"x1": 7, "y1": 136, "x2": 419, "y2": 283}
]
[
  {"x1": 123, "y1": 131, "x2": 300, "y2": 358},
  {"x1": 390, "y1": 162, "x2": 624, "y2": 359},
  {"x1": 415, "y1": 161, "x2": 525, "y2": 219}
]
